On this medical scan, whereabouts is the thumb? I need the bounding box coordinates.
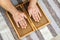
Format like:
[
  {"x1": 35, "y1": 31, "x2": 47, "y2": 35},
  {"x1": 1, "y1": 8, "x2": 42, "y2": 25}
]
[
  {"x1": 22, "y1": 13, "x2": 27, "y2": 19},
  {"x1": 28, "y1": 9, "x2": 31, "y2": 17}
]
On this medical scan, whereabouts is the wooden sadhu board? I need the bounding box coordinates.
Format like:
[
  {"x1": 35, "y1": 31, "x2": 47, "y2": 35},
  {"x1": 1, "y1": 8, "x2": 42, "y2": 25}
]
[{"x1": 6, "y1": 2, "x2": 50, "y2": 39}]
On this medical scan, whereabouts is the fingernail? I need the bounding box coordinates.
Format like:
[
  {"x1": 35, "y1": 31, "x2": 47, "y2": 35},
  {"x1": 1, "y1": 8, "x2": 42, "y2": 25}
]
[
  {"x1": 40, "y1": 14, "x2": 42, "y2": 17},
  {"x1": 37, "y1": 20, "x2": 39, "y2": 22},
  {"x1": 17, "y1": 25, "x2": 20, "y2": 27},
  {"x1": 22, "y1": 27, "x2": 26, "y2": 29},
  {"x1": 22, "y1": 26, "x2": 24, "y2": 28},
  {"x1": 24, "y1": 27, "x2": 26, "y2": 29},
  {"x1": 18, "y1": 26, "x2": 20, "y2": 27}
]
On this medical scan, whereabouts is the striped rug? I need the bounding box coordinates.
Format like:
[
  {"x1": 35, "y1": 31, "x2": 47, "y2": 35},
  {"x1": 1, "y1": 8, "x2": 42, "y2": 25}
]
[{"x1": 0, "y1": 0, "x2": 60, "y2": 40}]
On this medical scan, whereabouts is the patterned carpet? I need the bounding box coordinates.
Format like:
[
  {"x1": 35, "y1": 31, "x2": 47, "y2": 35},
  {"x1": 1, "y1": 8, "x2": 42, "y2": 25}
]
[{"x1": 0, "y1": 0, "x2": 60, "y2": 40}]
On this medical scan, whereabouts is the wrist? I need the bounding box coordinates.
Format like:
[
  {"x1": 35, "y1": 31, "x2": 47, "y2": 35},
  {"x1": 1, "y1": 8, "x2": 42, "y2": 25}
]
[
  {"x1": 29, "y1": 0, "x2": 37, "y2": 5},
  {"x1": 29, "y1": 0, "x2": 37, "y2": 7},
  {"x1": 9, "y1": 9, "x2": 19, "y2": 16},
  {"x1": 29, "y1": 3, "x2": 36, "y2": 8},
  {"x1": 29, "y1": 3, "x2": 36, "y2": 7}
]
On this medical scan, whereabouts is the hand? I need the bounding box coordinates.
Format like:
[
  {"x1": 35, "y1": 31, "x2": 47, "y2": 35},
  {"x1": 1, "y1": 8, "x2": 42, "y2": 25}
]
[
  {"x1": 28, "y1": 4, "x2": 42, "y2": 22},
  {"x1": 0, "y1": 0, "x2": 27, "y2": 29},
  {"x1": 12, "y1": 11, "x2": 27, "y2": 29}
]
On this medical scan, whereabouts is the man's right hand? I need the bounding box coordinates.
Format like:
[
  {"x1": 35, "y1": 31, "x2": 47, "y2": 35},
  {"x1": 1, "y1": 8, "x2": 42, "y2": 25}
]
[
  {"x1": 12, "y1": 11, "x2": 27, "y2": 29},
  {"x1": 0, "y1": 0, "x2": 27, "y2": 29}
]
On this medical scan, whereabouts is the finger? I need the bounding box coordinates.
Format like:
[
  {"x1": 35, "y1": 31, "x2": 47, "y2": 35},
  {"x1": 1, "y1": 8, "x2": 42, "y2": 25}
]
[
  {"x1": 37, "y1": 13, "x2": 41, "y2": 21},
  {"x1": 19, "y1": 21, "x2": 23, "y2": 28},
  {"x1": 36, "y1": 5, "x2": 42, "y2": 17},
  {"x1": 22, "y1": 19, "x2": 27, "y2": 28},
  {"x1": 38, "y1": 9, "x2": 42, "y2": 17},
  {"x1": 23, "y1": 19, "x2": 27, "y2": 27},
  {"x1": 20, "y1": 19, "x2": 26, "y2": 29},
  {"x1": 28, "y1": 9, "x2": 32, "y2": 17},
  {"x1": 35, "y1": 13, "x2": 40, "y2": 22},
  {"x1": 29, "y1": 12, "x2": 31, "y2": 17},
  {"x1": 32, "y1": 13, "x2": 38, "y2": 22},
  {"x1": 23, "y1": 13, "x2": 27, "y2": 19},
  {"x1": 33, "y1": 10, "x2": 39, "y2": 22},
  {"x1": 21, "y1": 20, "x2": 26, "y2": 29},
  {"x1": 32, "y1": 14, "x2": 36, "y2": 21},
  {"x1": 16, "y1": 22, "x2": 20, "y2": 27}
]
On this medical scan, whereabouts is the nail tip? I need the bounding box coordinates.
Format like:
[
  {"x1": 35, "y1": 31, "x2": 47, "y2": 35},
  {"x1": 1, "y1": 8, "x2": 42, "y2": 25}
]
[{"x1": 22, "y1": 27, "x2": 26, "y2": 29}]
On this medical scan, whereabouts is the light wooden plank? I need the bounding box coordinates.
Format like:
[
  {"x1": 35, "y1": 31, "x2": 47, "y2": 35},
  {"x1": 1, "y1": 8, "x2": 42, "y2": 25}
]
[{"x1": 40, "y1": 27, "x2": 53, "y2": 40}]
